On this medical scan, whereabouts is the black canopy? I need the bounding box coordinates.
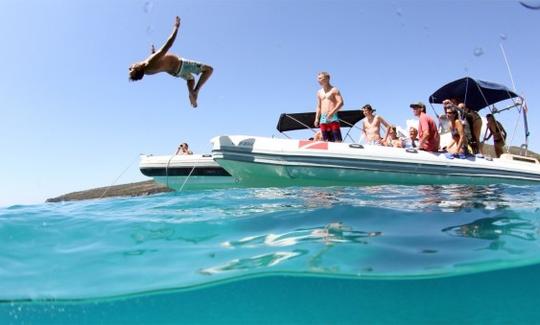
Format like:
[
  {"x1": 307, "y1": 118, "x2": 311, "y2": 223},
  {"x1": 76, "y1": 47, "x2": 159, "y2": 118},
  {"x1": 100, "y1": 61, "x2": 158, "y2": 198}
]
[
  {"x1": 276, "y1": 110, "x2": 364, "y2": 132},
  {"x1": 429, "y1": 77, "x2": 519, "y2": 111}
]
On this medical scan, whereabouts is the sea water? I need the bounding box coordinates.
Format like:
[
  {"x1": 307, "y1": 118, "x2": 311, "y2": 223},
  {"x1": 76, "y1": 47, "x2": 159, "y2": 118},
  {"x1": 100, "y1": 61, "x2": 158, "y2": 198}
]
[{"x1": 1, "y1": 184, "x2": 540, "y2": 324}]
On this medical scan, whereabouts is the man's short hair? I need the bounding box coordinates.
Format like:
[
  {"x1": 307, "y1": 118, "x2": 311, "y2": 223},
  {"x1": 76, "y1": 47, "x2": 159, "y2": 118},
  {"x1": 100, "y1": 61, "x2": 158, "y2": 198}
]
[
  {"x1": 362, "y1": 104, "x2": 373, "y2": 111},
  {"x1": 129, "y1": 65, "x2": 145, "y2": 81},
  {"x1": 318, "y1": 71, "x2": 330, "y2": 79}
]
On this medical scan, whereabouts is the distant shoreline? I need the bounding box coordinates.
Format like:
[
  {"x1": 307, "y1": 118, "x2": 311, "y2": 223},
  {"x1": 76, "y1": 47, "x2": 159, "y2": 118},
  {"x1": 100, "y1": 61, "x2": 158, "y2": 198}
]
[{"x1": 46, "y1": 180, "x2": 172, "y2": 203}]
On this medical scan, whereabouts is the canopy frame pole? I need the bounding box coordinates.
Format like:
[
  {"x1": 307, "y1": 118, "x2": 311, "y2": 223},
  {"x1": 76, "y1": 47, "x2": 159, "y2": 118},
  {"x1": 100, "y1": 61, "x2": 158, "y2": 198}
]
[
  {"x1": 280, "y1": 114, "x2": 317, "y2": 138},
  {"x1": 522, "y1": 99, "x2": 530, "y2": 156},
  {"x1": 339, "y1": 119, "x2": 362, "y2": 144},
  {"x1": 500, "y1": 43, "x2": 517, "y2": 92},
  {"x1": 490, "y1": 102, "x2": 522, "y2": 114}
]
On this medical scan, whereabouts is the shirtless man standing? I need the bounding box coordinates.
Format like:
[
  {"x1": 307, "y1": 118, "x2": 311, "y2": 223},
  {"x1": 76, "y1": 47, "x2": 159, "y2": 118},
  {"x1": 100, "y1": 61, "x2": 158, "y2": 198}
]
[
  {"x1": 314, "y1": 72, "x2": 344, "y2": 142},
  {"x1": 361, "y1": 104, "x2": 391, "y2": 145},
  {"x1": 128, "y1": 16, "x2": 213, "y2": 108}
]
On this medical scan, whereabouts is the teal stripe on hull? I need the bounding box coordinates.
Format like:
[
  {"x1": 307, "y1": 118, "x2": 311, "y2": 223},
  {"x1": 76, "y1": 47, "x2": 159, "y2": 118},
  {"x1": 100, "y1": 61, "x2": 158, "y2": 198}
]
[{"x1": 216, "y1": 159, "x2": 534, "y2": 187}]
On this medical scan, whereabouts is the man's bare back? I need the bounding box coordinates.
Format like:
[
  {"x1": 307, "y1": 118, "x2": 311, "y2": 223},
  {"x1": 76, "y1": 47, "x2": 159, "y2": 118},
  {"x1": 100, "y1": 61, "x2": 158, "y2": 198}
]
[{"x1": 142, "y1": 53, "x2": 181, "y2": 76}]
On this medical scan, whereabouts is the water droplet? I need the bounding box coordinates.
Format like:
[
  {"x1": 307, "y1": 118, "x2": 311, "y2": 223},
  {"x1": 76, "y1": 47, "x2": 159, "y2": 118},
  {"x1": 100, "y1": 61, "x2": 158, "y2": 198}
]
[
  {"x1": 146, "y1": 25, "x2": 154, "y2": 35},
  {"x1": 499, "y1": 33, "x2": 508, "y2": 40},
  {"x1": 473, "y1": 47, "x2": 484, "y2": 57},
  {"x1": 519, "y1": 1, "x2": 540, "y2": 9},
  {"x1": 143, "y1": 1, "x2": 154, "y2": 14},
  {"x1": 395, "y1": 8, "x2": 403, "y2": 17}
]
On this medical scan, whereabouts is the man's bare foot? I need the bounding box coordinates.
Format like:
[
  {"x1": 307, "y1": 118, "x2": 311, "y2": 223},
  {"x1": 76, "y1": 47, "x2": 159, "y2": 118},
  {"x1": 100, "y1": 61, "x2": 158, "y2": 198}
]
[{"x1": 189, "y1": 92, "x2": 198, "y2": 108}]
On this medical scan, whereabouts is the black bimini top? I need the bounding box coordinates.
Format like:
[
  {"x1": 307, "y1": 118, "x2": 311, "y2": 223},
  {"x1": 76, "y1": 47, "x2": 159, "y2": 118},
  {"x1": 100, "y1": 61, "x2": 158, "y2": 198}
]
[
  {"x1": 276, "y1": 110, "x2": 364, "y2": 132},
  {"x1": 429, "y1": 77, "x2": 519, "y2": 111}
]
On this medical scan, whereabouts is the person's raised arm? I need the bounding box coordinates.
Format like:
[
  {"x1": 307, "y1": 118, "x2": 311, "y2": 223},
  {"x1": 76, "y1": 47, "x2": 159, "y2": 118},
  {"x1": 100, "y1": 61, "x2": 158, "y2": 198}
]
[{"x1": 148, "y1": 16, "x2": 180, "y2": 64}]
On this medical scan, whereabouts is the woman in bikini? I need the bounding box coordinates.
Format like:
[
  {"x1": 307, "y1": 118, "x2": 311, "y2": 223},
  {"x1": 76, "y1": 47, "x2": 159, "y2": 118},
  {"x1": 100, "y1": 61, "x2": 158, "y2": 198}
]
[
  {"x1": 459, "y1": 103, "x2": 482, "y2": 154},
  {"x1": 384, "y1": 126, "x2": 404, "y2": 148},
  {"x1": 445, "y1": 107, "x2": 468, "y2": 155},
  {"x1": 483, "y1": 114, "x2": 507, "y2": 158}
]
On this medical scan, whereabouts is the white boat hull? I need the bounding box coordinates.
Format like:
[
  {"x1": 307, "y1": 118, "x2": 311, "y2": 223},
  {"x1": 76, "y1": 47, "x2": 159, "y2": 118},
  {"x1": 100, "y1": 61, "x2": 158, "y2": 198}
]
[
  {"x1": 211, "y1": 135, "x2": 540, "y2": 186},
  {"x1": 139, "y1": 154, "x2": 237, "y2": 191}
]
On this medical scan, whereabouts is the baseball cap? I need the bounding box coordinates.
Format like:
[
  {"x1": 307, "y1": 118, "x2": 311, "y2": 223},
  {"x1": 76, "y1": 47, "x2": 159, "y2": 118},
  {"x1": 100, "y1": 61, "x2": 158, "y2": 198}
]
[{"x1": 409, "y1": 101, "x2": 426, "y2": 109}]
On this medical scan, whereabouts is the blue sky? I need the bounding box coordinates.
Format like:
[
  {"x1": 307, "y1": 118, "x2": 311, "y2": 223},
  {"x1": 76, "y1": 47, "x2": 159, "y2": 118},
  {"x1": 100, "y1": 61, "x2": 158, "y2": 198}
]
[{"x1": 1, "y1": 0, "x2": 539, "y2": 206}]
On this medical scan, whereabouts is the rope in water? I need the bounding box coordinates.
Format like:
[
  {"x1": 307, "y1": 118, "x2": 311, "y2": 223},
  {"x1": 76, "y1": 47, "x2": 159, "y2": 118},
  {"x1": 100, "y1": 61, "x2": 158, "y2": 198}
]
[{"x1": 178, "y1": 155, "x2": 202, "y2": 192}]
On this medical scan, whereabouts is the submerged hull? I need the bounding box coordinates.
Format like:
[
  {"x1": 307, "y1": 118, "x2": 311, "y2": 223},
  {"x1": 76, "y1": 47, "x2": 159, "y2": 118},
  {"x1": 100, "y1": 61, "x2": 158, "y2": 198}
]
[
  {"x1": 139, "y1": 154, "x2": 237, "y2": 191},
  {"x1": 211, "y1": 135, "x2": 540, "y2": 187}
]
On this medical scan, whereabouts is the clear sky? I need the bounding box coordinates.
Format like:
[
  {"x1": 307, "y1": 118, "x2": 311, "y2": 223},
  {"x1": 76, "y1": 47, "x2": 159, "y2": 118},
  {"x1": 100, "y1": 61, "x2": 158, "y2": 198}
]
[{"x1": 1, "y1": 0, "x2": 539, "y2": 206}]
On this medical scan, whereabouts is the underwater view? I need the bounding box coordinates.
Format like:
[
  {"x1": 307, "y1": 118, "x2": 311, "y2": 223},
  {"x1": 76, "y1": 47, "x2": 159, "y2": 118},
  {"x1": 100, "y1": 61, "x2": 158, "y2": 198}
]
[{"x1": 1, "y1": 184, "x2": 540, "y2": 323}]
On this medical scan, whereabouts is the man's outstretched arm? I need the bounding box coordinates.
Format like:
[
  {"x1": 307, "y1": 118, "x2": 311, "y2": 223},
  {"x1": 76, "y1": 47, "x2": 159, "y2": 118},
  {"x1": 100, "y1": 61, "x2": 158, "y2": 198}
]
[{"x1": 147, "y1": 16, "x2": 180, "y2": 63}]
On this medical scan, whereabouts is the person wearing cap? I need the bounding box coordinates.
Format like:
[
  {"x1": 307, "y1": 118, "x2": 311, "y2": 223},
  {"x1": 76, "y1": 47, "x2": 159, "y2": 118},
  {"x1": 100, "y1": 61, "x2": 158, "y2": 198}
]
[
  {"x1": 361, "y1": 104, "x2": 391, "y2": 145},
  {"x1": 410, "y1": 101, "x2": 440, "y2": 152}
]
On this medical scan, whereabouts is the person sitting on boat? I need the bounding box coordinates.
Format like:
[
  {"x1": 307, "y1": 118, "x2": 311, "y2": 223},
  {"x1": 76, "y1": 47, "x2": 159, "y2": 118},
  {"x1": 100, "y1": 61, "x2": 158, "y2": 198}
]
[
  {"x1": 459, "y1": 103, "x2": 482, "y2": 154},
  {"x1": 314, "y1": 72, "x2": 344, "y2": 142},
  {"x1": 175, "y1": 142, "x2": 193, "y2": 155},
  {"x1": 404, "y1": 127, "x2": 419, "y2": 148},
  {"x1": 361, "y1": 104, "x2": 391, "y2": 145},
  {"x1": 410, "y1": 102, "x2": 440, "y2": 152},
  {"x1": 128, "y1": 16, "x2": 214, "y2": 108},
  {"x1": 445, "y1": 107, "x2": 468, "y2": 156},
  {"x1": 483, "y1": 114, "x2": 507, "y2": 158},
  {"x1": 384, "y1": 125, "x2": 404, "y2": 148},
  {"x1": 445, "y1": 100, "x2": 475, "y2": 152},
  {"x1": 308, "y1": 130, "x2": 323, "y2": 141}
]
